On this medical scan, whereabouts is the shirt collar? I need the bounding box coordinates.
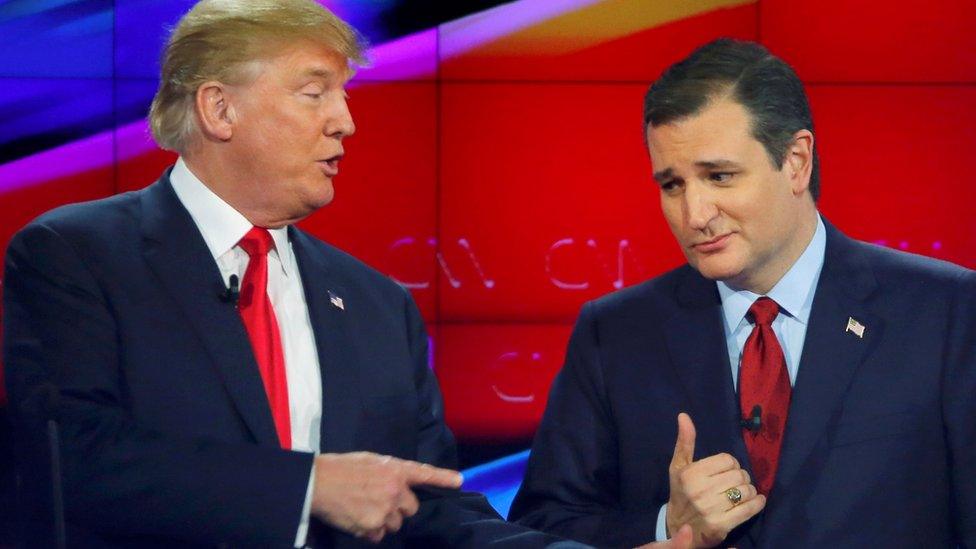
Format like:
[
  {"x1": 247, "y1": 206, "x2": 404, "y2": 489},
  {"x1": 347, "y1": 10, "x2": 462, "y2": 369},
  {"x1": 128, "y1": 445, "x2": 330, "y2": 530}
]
[
  {"x1": 169, "y1": 157, "x2": 291, "y2": 274},
  {"x1": 717, "y1": 214, "x2": 826, "y2": 333}
]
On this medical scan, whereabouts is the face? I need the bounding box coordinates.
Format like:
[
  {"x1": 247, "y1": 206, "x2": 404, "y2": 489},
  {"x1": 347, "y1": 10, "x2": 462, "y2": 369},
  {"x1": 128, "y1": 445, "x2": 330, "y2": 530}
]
[
  {"x1": 646, "y1": 96, "x2": 815, "y2": 294},
  {"x1": 223, "y1": 40, "x2": 355, "y2": 225}
]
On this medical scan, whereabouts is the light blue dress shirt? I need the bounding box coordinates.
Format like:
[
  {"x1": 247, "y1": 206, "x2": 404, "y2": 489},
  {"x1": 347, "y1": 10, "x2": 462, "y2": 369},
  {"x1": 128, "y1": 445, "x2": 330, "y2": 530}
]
[
  {"x1": 718, "y1": 215, "x2": 826, "y2": 390},
  {"x1": 654, "y1": 215, "x2": 826, "y2": 540}
]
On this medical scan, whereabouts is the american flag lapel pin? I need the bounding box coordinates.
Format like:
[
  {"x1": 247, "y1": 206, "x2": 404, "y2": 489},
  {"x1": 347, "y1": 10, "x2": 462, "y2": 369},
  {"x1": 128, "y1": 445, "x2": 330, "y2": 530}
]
[
  {"x1": 845, "y1": 317, "x2": 865, "y2": 338},
  {"x1": 328, "y1": 290, "x2": 344, "y2": 311}
]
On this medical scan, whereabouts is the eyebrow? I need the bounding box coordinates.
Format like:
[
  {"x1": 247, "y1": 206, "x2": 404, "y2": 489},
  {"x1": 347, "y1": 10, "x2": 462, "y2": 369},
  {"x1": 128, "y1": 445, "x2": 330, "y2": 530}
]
[
  {"x1": 695, "y1": 159, "x2": 742, "y2": 170},
  {"x1": 652, "y1": 159, "x2": 742, "y2": 182},
  {"x1": 652, "y1": 167, "x2": 674, "y2": 182},
  {"x1": 302, "y1": 68, "x2": 335, "y2": 80}
]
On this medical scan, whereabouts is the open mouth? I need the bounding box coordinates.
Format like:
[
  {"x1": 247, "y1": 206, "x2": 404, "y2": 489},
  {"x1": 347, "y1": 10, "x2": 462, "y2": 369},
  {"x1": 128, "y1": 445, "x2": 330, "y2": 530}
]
[{"x1": 319, "y1": 153, "x2": 343, "y2": 177}]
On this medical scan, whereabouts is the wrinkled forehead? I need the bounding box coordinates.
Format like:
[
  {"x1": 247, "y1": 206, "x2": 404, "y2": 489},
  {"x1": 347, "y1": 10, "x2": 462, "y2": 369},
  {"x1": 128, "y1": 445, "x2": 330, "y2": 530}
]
[{"x1": 646, "y1": 98, "x2": 761, "y2": 170}]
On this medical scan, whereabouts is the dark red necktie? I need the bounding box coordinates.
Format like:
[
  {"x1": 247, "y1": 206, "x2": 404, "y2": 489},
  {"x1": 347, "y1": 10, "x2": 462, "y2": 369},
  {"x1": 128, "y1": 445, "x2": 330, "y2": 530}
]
[
  {"x1": 738, "y1": 297, "x2": 791, "y2": 495},
  {"x1": 237, "y1": 227, "x2": 291, "y2": 449}
]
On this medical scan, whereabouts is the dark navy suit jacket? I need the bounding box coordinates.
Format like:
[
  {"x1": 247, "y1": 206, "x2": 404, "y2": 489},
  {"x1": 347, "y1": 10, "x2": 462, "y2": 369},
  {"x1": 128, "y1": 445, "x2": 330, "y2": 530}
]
[
  {"x1": 3, "y1": 173, "x2": 567, "y2": 548},
  {"x1": 510, "y1": 221, "x2": 976, "y2": 548}
]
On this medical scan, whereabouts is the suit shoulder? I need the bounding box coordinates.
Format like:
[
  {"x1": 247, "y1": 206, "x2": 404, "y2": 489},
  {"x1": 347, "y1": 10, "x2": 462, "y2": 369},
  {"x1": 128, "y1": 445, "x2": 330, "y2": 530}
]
[
  {"x1": 853, "y1": 239, "x2": 974, "y2": 288},
  {"x1": 584, "y1": 263, "x2": 692, "y2": 319},
  {"x1": 17, "y1": 191, "x2": 142, "y2": 241},
  {"x1": 9, "y1": 191, "x2": 144, "y2": 257}
]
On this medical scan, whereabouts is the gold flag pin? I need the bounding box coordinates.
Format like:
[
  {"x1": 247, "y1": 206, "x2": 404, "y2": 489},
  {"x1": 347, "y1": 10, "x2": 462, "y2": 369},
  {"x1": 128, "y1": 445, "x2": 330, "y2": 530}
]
[{"x1": 846, "y1": 317, "x2": 865, "y2": 338}]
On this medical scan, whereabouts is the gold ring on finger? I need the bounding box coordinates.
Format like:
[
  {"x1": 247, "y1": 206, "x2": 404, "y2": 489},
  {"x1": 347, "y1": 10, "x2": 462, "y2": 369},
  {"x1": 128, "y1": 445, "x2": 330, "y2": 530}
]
[{"x1": 725, "y1": 487, "x2": 743, "y2": 506}]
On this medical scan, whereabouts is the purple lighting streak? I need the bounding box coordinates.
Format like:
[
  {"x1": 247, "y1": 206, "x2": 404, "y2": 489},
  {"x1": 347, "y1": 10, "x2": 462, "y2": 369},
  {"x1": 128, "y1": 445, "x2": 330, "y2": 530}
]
[
  {"x1": 0, "y1": 120, "x2": 159, "y2": 194},
  {"x1": 1, "y1": 0, "x2": 590, "y2": 192},
  {"x1": 355, "y1": 29, "x2": 437, "y2": 81}
]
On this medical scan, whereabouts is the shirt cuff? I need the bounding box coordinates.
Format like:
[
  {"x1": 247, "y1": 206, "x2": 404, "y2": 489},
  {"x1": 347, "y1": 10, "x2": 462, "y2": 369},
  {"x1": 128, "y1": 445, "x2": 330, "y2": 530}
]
[
  {"x1": 294, "y1": 460, "x2": 316, "y2": 547},
  {"x1": 655, "y1": 502, "x2": 669, "y2": 542}
]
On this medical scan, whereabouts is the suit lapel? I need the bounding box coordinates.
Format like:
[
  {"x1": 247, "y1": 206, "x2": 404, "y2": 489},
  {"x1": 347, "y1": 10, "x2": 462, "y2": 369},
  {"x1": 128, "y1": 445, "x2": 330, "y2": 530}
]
[
  {"x1": 289, "y1": 228, "x2": 362, "y2": 453},
  {"x1": 139, "y1": 176, "x2": 280, "y2": 446},
  {"x1": 761, "y1": 223, "x2": 883, "y2": 535},
  {"x1": 663, "y1": 268, "x2": 751, "y2": 467}
]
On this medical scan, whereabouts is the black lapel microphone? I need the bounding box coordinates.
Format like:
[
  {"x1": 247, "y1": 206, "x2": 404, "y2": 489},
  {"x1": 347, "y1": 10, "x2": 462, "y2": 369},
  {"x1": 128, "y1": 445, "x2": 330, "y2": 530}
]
[
  {"x1": 31, "y1": 384, "x2": 66, "y2": 549},
  {"x1": 741, "y1": 404, "x2": 762, "y2": 433},
  {"x1": 219, "y1": 274, "x2": 240, "y2": 305}
]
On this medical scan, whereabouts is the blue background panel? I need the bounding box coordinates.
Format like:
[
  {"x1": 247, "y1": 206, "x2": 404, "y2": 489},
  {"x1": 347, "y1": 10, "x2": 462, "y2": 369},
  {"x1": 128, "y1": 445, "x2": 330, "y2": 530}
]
[{"x1": 0, "y1": 0, "x2": 113, "y2": 78}]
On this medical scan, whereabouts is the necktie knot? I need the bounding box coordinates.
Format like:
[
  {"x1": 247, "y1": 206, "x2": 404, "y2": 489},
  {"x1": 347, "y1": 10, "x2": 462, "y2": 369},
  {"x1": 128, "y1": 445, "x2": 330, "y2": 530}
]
[
  {"x1": 748, "y1": 296, "x2": 780, "y2": 326},
  {"x1": 238, "y1": 227, "x2": 274, "y2": 258}
]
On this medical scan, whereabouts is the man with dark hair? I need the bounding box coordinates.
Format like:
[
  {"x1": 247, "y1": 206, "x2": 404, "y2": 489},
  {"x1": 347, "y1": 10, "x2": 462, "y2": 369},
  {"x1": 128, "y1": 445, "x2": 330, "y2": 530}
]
[{"x1": 510, "y1": 38, "x2": 975, "y2": 548}]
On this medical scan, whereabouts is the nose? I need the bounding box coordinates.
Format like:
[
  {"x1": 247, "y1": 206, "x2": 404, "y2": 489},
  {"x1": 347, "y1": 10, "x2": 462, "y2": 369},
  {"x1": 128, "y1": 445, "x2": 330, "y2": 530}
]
[
  {"x1": 326, "y1": 96, "x2": 355, "y2": 139},
  {"x1": 684, "y1": 182, "x2": 719, "y2": 231}
]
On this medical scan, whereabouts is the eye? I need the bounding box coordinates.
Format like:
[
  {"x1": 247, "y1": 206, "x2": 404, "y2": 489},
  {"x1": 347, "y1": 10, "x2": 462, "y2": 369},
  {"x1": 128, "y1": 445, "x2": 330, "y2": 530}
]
[
  {"x1": 303, "y1": 92, "x2": 322, "y2": 99},
  {"x1": 709, "y1": 172, "x2": 734, "y2": 183},
  {"x1": 659, "y1": 179, "x2": 681, "y2": 193}
]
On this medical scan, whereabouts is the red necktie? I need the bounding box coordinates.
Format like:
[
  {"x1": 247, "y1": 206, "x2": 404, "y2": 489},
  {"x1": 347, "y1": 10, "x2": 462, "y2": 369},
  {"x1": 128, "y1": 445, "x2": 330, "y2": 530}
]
[
  {"x1": 237, "y1": 227, "x2": 291, "y2": 449},
  {"x1": 738, "y1": 297, "x2": 791, "y2": 495}
]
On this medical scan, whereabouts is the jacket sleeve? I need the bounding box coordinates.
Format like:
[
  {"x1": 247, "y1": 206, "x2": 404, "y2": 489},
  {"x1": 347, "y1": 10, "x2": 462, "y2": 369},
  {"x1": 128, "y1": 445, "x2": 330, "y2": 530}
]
[
  {"x1": 945, "y1": 269, "x2": 976, "y2": 548},
  {"x1": 509, "y1": 302, "x2": 662, "y2": 548},
  {"x1": 396, "y1": 286, "x2": 586, "y2": 548},
  {"x1": 2, "y1": 221, "x2": 313, "y2": 546}
]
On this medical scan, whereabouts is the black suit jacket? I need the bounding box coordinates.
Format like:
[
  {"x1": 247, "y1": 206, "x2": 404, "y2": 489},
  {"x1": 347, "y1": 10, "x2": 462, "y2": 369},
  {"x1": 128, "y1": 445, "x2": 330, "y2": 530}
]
[
  {"x1": 510, "y1": 221, "x2": 976, "y2": 548},
  {"x1": 3, "y1": 173, "x2": 567, "y2": 548}
]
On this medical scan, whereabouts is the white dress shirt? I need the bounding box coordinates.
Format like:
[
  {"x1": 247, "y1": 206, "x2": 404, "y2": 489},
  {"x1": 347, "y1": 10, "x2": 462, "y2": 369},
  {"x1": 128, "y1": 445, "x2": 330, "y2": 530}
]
[{"x1": 170, "y1": 158, "x2": 320, "y2": 546}]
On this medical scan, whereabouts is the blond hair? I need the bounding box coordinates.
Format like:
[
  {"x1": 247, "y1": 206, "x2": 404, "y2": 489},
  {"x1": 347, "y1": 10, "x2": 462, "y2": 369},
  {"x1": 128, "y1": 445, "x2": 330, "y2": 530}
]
[{"x1": 149, "y1": 0, "x2": 368, "y2": 153}]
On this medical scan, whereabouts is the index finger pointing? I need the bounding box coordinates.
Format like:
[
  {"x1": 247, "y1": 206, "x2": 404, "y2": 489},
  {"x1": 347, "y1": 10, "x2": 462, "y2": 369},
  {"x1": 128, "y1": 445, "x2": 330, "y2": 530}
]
[{"x1": 402, "y1": 461, "x2": 463, "y2": 488}]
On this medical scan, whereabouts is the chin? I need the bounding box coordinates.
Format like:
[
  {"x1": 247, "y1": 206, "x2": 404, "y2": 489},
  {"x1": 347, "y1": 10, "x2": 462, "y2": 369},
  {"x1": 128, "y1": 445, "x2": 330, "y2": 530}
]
[
  {"x1": 692, "y1": 257, "x2": 743, "y2": 283},
  {"x1": 306, "y1": 180, "x2": 335, "y2": 209},
  {"x1": 314, "y1": 190, "x2": 335, "y2": 208}
]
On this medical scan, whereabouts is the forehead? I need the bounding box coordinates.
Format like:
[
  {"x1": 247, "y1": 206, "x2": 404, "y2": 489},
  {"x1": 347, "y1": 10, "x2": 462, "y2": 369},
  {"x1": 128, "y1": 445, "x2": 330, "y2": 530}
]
[
  {"x1": 259, "y1": 40, "x2": 352, "y2": 84},
  {"x1": 646, "y1": 97, "x2": 757, "y2": 163}
]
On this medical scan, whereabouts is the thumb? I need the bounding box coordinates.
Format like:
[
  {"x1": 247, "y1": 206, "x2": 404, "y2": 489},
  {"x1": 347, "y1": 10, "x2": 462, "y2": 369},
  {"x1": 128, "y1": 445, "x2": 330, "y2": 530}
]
[
  {"x1": 670, "y1": 413, "x2": 696, "y2": 469},
  {"x1": 633, "y1": 524, "x2": 693, "y2": 549},
  {"x1": 669, "y1": 524, "x2": 693, "y2": 549}
]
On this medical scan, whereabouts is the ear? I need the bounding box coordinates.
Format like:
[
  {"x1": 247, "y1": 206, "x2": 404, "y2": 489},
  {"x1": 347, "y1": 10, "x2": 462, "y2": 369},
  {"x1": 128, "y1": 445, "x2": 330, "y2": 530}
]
[
  {"x1": 194, "y1": 81, "x2": 236, "y2": 142},
  {"x1": 785, "y1": 129, "x2": 814, "y2": 197}
]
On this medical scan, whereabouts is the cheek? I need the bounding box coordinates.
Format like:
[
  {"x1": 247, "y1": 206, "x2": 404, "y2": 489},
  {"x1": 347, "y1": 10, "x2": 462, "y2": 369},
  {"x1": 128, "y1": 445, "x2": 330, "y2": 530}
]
[
  {"x1": 250, "y1": 105, "x2": 306, "y2": 143},
  {"x1": 660, "y1": 199, "x2": 686, "y2": 235}
]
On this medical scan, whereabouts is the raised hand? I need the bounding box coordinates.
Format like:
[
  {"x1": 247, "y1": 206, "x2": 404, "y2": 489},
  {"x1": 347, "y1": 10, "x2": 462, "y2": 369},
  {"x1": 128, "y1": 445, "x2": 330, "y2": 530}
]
[
  {"x1": 666, "y1": 413, "x2": 765, "y2": 547},
  {"x1": 310, "y1": 452, "x2": 463, "y2": 543}
]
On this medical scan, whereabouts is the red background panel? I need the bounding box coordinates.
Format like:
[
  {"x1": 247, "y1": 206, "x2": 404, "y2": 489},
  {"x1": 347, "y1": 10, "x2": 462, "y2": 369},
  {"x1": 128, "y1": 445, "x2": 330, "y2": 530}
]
[
  {"x1": 440, "y1": 3, "x2": 757, "y2": 82},
  {"x1": 811, "y1": 85, "x2": 976, "y2": 268},
  {"x1": 437, "y1": 324, "x2": 572, "y2": 442},
  {"x1": 116, "y1": 140, "x2": 178, "y2": 193},
  {"x1": 439, "y1": 82, "x2": 684, "y2": 323},
  {"x1": 299, "y1": 81, "x2": 439, "y2": 318},
  {"x1": 761, "y1": 0, "x2": 976, "y2": 83}
]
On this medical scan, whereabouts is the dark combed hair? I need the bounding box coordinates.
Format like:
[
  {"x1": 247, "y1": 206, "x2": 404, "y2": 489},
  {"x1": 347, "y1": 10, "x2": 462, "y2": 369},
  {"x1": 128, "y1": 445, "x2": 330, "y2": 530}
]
[{"x1": 643, "y1": 38, "x2": 820, "y2": 200}]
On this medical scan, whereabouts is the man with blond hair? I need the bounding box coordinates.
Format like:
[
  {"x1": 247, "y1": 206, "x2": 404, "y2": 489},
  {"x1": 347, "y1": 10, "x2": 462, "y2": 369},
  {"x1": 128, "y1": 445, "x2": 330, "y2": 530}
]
[{"x1": 4, "y1": 2, "x2": 698, "y2": 547}]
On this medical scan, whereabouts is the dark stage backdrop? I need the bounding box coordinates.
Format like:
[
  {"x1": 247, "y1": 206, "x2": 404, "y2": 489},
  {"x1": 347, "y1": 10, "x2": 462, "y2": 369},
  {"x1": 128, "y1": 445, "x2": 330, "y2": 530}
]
[{"x1": 1, "y1": 0, "x2": 975, "y2": 530}]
